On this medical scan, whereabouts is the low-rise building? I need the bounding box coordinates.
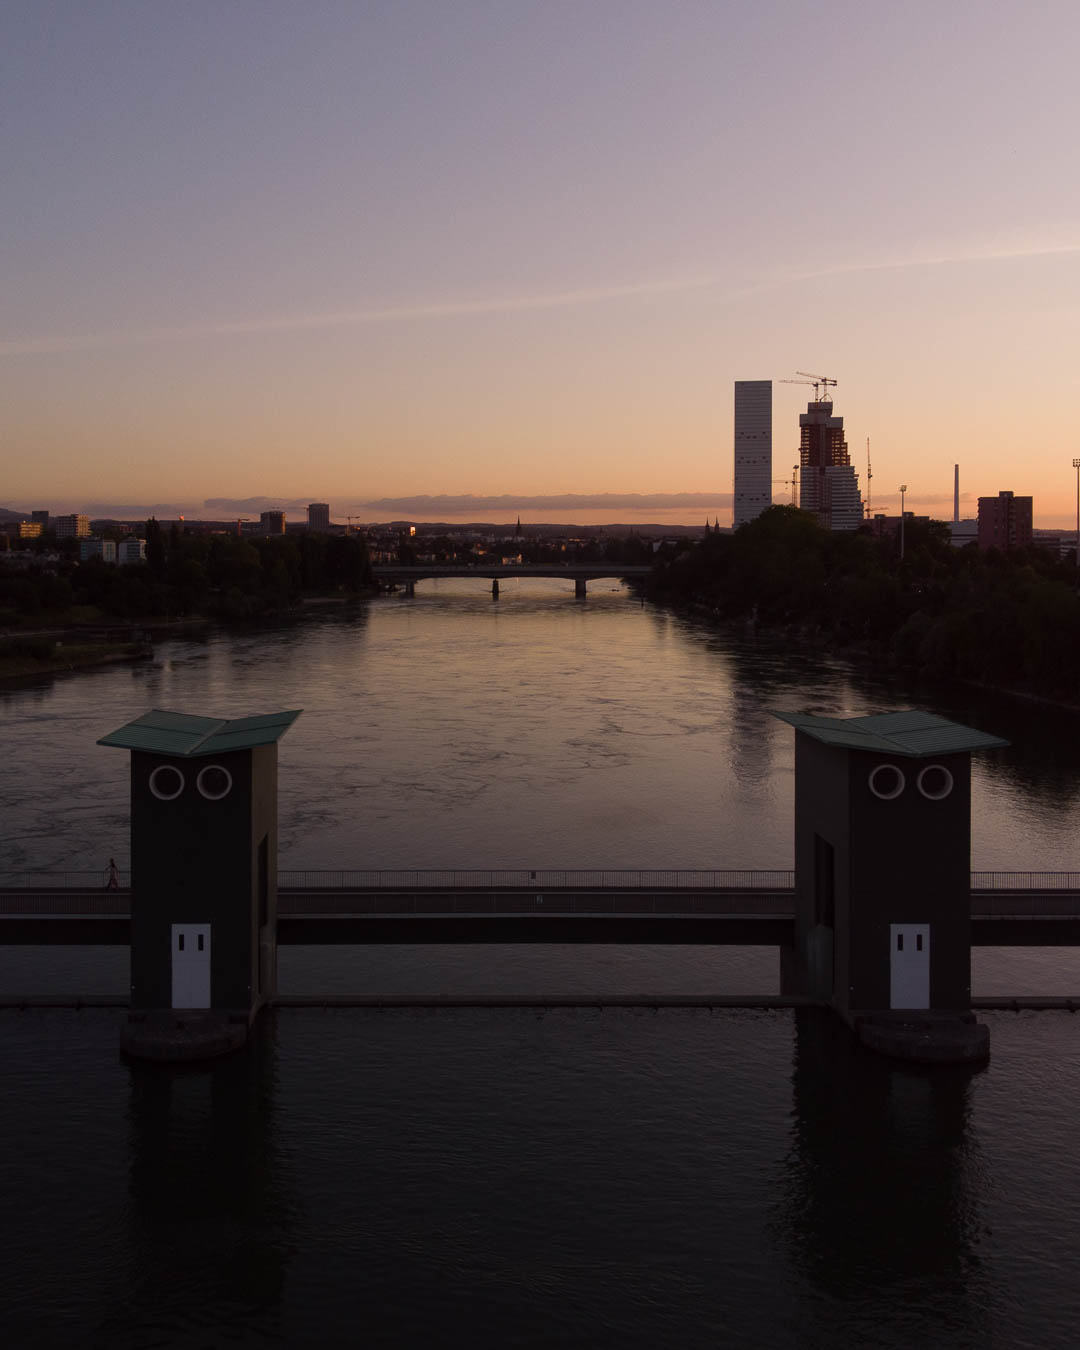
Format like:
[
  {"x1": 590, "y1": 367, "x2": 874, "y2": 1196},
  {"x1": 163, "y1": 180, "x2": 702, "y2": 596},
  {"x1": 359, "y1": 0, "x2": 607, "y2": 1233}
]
[
  {"x1": 260, "y1": 510, "x2": 286, "y2": 535},
  {"x1": 948, "y1": 519, "x2": 978, "y2": 548},
  {"x1": 977, "y1": 491, "x2": 1033, "y2": 552},
  {"x1": 118, "y1": 538, "x2": 147, "y2": 564},
  {"x1": 80, "y1": 538, "x2": 118, "y2": 563},
  {"x1": 55, "y1": 514, "x2": 91, "y2": 539}
]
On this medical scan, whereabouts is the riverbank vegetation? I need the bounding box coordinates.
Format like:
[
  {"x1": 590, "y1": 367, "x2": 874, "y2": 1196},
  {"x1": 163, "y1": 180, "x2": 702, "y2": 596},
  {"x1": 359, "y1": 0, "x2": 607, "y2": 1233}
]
[
  {"x1": 0, "y1": 523, "x2": 372, "y2": 629},
  {"x1": 648, "y1": 507, "x2": 1080, "y2": 703},
  {"x1": 0, "y1": 634, "x2": 151, "y2": 681}
]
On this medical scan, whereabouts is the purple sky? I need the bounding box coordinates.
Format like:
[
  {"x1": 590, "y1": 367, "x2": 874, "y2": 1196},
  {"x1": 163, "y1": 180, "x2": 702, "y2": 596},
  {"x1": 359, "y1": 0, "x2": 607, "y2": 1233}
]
[{"x1": 4, "y1": 1, "x2": 1080, "y2": 523}]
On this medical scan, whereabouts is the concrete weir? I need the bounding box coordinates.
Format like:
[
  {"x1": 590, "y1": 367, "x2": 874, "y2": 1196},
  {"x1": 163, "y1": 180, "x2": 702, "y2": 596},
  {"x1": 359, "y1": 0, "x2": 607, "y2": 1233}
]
[
  {"x1": 80, "y1": 703, "x2": 1017, "y2": 1067},
  {"x1": 120, "y1": 1009, "x2": 249, "y2": 1062},
  {"x1": 854, "y1": 1011, "x2": 990, "y2": 1065}
]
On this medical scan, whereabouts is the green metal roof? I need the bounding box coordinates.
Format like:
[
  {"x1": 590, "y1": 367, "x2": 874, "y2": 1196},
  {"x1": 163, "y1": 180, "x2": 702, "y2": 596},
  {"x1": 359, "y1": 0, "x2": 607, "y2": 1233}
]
[
  {"x1": 772, "y1": 709, "x2": 1009, "y2": 757},
  {"x1": 97, "y1": 708, "x2": 302, "y2": 757}
]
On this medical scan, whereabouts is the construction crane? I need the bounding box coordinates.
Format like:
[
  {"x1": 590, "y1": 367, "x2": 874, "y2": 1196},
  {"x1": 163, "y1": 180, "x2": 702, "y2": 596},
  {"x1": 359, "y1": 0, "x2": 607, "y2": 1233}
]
[
  {"x1": 865, "y1": 437, "x2": 873, "y2": 518},
  {"x1": 344, "y1": 515, "x2": 362, "y2": 535},
  {"x1": 773, "y1": 466, "x2": 799, "y2": 505},
  {"x1": 795, "y1": 370, "x2": 838, "y2": 401}
]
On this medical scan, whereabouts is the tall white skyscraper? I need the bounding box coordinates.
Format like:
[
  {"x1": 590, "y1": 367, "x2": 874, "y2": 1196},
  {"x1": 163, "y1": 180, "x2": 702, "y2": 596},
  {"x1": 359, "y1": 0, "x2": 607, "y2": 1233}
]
[{"x1": 733, "y1": 380, "x2": 773, "y2": 527}]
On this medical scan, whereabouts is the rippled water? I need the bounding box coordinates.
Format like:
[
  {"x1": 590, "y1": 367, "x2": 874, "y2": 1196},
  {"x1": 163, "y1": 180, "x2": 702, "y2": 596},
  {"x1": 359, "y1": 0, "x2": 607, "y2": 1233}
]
[
  {"x1": 5, "y1": 1005, "x2": 1080, "y2": 1349},
  {"x1": 4, "y1": 579, "x2": 1080, "y2": 996},
  {"x1": 4, "y1": 582, "x2": 1080, "y2": 1347}
]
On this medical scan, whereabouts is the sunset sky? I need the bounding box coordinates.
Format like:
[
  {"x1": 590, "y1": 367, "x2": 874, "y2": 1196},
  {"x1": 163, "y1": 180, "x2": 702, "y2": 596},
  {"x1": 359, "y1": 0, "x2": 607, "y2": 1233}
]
[{"x1": 4, "y1": 1, "x2": 1080, "y2": 525}]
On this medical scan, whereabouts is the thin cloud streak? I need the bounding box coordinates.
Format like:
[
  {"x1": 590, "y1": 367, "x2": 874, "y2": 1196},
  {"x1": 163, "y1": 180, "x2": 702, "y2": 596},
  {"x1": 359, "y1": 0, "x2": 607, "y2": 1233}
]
[
  {"x1": 205, "y1": 492, "x2": 735, "y2": 516},
  {"x1": 0, "y1": 275, "x2": 723, "y2": 358},
  {"x1": 3, "y1": 242, "x2": 1078, "y2": 359}
]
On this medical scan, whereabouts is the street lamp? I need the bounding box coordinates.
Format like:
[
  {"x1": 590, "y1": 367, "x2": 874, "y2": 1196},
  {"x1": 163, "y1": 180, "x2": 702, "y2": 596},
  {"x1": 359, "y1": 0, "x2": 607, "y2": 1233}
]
[
  {"x1": 899, "y1": 485, "x2": 908, "y2": 561},
  {"x1": 792, "y1": 464, "x2": 799, "y2": 507}
]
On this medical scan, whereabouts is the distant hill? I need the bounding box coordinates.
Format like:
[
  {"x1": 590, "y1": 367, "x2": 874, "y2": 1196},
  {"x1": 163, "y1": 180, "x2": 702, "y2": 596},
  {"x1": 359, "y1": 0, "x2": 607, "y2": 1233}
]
[{"x1": 0, "y1": 506, "x2": 30, "y2": 523}]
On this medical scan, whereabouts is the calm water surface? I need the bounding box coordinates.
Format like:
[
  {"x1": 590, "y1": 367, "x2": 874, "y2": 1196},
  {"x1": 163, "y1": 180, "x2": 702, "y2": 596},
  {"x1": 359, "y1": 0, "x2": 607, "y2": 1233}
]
[{"x1": 3, "y1": 582, "x2": 1080, "y2": 1346}]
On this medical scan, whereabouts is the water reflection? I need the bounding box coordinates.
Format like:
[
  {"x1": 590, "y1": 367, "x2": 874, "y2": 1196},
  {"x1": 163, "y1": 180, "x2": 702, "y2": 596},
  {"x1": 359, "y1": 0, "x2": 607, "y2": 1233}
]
[
  {"x1": 777, "y1": 1010, "x2": 988, "y2": 1345},
  {"x1": 3, "y1": 594, "x2": 1080, "y2": 879},
  {"x1": 99, "y1": 1022, "x2": 289, "y2": 1346}
]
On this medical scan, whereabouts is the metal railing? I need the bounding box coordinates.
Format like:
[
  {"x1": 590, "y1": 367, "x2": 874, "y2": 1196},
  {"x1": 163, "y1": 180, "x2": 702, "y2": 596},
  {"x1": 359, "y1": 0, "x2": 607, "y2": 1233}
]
[
  {"x1": 277, "y1": 869, "x2": 797, "y2": 890},
  {"x1": 277, "y1": 891, "x2": 796, "y2": 916},
  {"x1": 4, "y1": 869, "x2": 1080, "y2": 893},
  {"x1": 970, "y1": 872, "x2": 1080, "y2": 890},
  {"x1": 0, "y1": 870, "x2": 130, "y2": 890}
]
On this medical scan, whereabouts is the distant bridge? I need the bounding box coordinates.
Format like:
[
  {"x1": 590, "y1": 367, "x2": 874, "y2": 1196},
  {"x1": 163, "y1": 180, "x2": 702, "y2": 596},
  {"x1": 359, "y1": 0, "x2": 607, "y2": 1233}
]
[
  {"x1": 4, "y1": 870, "x2": 1080, "y2": 947},
  {"x1": 372, "y1": 563, "x2": 652, "y2": 598}
]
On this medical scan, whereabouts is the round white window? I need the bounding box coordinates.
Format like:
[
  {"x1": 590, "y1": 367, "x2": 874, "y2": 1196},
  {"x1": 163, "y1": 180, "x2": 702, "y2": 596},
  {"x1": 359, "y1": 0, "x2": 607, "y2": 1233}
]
[
  {"x1": 149, "y1": 764, "x2": 185, "y2": 801},
  {"x1": 917, "y1": 764, "x2": 954, "y2": 800},
  {"x1": 196, "y1": 764, "x2": 233, "y2": 801},
  {"x1": 868, "y1": 764, "x2": 905, "y2": 800}
]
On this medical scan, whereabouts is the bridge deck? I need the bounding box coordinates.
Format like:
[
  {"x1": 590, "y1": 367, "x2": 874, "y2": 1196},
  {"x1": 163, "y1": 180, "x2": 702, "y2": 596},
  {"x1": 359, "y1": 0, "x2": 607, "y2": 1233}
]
[
  {"x1": 3, "y1": 886, "x2": 1080, "y2": 945},
  {"x1": 372, "y1": 564, "x2": 652, "y2": 581}
]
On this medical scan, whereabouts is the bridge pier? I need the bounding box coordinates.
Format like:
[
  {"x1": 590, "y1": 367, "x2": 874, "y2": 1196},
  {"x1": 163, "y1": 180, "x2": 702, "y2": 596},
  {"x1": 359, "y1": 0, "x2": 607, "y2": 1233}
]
[
  {"x1": 404, "y1": 580, "x2": 415, "y2": 597},
  {"x1": 776, "y1": 710, "x2": 1007, "y2": 1065},
  {"x1": 98, "y1": 707, "x2": 302, "y2": 1063},
  {"x1": 575, "y1": 577, "x2": 587, "y2": 599},
  {"x1": 491, "y1": 579, "x2": 499, "y2": 599}
]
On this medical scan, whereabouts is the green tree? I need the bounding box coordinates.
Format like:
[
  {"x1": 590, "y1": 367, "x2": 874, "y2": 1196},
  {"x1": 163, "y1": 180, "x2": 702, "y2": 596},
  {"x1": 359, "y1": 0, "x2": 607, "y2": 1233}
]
[{"x1": 145, "y1": 518, "x2": 166, "y2": 581}]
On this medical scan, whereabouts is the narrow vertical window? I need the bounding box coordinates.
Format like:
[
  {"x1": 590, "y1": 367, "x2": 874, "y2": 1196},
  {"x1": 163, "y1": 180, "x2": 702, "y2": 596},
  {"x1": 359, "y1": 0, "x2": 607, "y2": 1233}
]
[
  {"x1": 178, "y1": 933, "x2": 185, "y2": 951},
  {"x1": 897, "y1": 933, "x2": 904, "y2": 951},
  {"x1": 197, "y1": 934, "x2": 204, "y2": 952},
  {"x1": 916, "y1": 934, "x2": 923, "y2": 952}
]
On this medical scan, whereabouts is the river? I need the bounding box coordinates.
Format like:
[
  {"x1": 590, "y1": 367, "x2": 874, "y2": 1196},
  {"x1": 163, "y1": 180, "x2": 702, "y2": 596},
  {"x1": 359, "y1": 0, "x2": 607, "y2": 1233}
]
[{"x1": 3, "y1": 580, "x2": 1080, "y2": 1346}]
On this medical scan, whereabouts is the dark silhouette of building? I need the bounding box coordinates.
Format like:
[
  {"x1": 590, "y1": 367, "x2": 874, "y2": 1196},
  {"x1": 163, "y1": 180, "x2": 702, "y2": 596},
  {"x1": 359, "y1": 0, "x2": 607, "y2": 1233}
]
[
  {"x1": 98, "y1": 707, "x2": 301, "y2": 1058},
  {"x1": 776, "y1": 709, "x2": 1007, "y2": 1062},
  {"x1": 260, "y1": 510, "x2": 286, "y2": 535},
  {"x1": 307, "y1": 502, "x2": 331, "y2": 531},
  {"x1": 977, "y1": 490, "x2": 1032, "y2": 552},
  {"x1": 798, "y1": 399, "x2": 862, "y2": 530}
]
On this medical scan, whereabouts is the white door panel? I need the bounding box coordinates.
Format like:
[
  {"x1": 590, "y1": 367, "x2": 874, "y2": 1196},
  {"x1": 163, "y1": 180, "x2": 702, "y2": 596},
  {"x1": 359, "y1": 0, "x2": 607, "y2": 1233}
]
[
  {"x1": 890, "y1": 923, "x2": 929, "y2": 1010},
  {"x1": 171, "y1": 923, "x2": 211, "y2": 1008}
]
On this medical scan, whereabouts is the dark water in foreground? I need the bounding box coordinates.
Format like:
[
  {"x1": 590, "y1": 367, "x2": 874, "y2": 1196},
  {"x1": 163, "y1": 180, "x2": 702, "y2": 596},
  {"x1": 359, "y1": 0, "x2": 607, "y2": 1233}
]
[
  {"x1": 6, "y1": 1006, "x2": 1080, "y2": 1349},
  {"x1": 5, "y1": 586, "x2": 1080, "y2": 1345}
]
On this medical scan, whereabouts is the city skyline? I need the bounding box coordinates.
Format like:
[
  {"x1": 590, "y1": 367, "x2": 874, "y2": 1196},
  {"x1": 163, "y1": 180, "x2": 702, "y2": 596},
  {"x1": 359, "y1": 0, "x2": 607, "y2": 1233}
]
[{"x1": 4, "y1": 3, "x2": 1080, "y2": 525}]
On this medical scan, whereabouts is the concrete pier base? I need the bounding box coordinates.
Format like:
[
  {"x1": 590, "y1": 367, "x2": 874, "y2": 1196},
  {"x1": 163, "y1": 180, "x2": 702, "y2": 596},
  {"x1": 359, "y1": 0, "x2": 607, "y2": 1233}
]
[
  {"x1": 853, "y1": 1010, "x2": 990, "y2": 1065},
  {"x1": 575, "y1": 577, "x2": 587, "y2": 598},
  {"x1": 120, "y1": 1009, "x2": 251, "y2": 1062},
  {"x1": 491, "y1": 579, "x2": 499, "y2": 598},
  {"x1": 404, "y1": 580, "x2": 415, "y2": 597}
]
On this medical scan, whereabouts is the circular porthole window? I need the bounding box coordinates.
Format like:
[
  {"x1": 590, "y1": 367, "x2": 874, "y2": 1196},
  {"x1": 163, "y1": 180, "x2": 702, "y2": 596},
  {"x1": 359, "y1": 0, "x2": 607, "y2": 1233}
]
[
  {"x1": 917, "y1": 764, "x2": 954, "y2": 800},
  {"x1": 149, "y1": 764, "x2": 185, "y2": 801},
  {"x1": 196, "y1": 764, "x2": 233, "y2": 801},
  {"x1": 868, "y1": 764, "x2": 905, "y2": 800}
]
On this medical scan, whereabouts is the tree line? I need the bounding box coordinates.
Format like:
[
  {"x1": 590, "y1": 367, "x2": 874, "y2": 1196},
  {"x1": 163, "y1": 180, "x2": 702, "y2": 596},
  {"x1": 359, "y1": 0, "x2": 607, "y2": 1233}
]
[
  {"x1": 648, "y1": 507, "x2": 1080, "y2": 703},
  {"x1": 0, "y1": 522, "x2": 372, "y2": 623}
]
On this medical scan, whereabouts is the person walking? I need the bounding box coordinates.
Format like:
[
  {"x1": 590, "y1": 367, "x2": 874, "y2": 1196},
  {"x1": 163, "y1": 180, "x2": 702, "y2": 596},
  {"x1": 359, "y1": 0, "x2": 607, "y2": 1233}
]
[{"x1": 106, "y1": 858, "x2": 119, "y2": 891}]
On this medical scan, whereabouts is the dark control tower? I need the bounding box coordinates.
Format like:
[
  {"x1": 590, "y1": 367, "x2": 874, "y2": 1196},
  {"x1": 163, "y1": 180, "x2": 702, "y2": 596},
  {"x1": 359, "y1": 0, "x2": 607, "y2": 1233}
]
[
  {"x1": 775, "y1": 710, "x2": 1008, "y2": 1063},
  {"x1": 99, "y1": 708, "x2": 301, "y2": 1059}
]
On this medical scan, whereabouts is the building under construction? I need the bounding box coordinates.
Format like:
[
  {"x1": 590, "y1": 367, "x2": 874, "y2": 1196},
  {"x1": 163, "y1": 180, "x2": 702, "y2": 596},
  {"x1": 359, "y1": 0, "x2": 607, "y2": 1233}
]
[{"x1": 798, "y1": 395, "x2": 863, "y2": 530}]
